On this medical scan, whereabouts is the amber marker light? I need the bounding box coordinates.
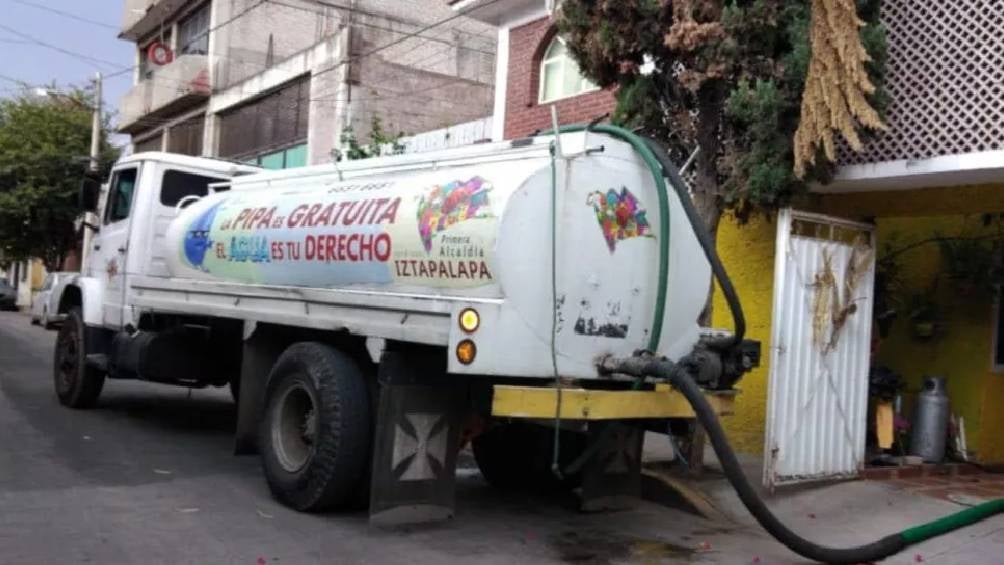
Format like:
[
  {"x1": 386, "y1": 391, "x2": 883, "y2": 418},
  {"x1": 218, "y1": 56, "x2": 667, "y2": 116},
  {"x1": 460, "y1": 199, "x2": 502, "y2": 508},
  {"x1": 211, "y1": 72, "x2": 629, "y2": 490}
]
[{"x1": 456, "y1": 339, "x2": 477, "y2": 365}]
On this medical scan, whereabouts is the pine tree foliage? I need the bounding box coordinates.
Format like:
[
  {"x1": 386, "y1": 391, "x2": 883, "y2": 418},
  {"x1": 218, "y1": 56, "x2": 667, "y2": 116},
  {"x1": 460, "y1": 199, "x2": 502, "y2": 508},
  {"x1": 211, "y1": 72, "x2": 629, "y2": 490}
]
[{"x1": 557, "y1": 0, "x2": 886, "y2": 226}]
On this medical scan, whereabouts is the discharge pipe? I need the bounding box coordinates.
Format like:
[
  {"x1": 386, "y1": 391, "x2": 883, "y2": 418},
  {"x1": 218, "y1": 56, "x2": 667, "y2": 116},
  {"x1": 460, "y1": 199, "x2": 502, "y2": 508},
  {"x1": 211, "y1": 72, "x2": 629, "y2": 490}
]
[
  {"x1": 603, "y1": 353, "x2": 1004, "y2": 565},
  {"x1": 566, "y1": 123, "x2": 1004, "y2": 564}
]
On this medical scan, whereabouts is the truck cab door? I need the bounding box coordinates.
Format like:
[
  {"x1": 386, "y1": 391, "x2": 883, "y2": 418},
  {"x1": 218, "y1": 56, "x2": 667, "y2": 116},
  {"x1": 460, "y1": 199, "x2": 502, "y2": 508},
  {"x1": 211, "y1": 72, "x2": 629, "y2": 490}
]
[{"x1": 92, "y1": 165, "x2": 139, "y2": 329}]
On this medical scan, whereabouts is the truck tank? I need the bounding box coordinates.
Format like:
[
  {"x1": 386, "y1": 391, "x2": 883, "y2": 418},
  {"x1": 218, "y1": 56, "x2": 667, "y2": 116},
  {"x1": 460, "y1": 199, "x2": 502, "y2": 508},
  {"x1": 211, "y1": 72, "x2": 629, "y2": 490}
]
[{"x1": 163, "y1": 133, "x2": 711, "y2": 378}]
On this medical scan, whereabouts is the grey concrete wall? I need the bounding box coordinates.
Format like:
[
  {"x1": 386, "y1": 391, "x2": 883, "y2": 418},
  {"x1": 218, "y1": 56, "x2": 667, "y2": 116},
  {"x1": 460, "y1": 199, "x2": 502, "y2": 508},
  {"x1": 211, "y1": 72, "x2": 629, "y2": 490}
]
[
  {"x1": 202, "y1": 0, "x2": 496, "y2": 163},
  {"x1": 212, "y1": 0, "x2": 341, "y2": 91}
]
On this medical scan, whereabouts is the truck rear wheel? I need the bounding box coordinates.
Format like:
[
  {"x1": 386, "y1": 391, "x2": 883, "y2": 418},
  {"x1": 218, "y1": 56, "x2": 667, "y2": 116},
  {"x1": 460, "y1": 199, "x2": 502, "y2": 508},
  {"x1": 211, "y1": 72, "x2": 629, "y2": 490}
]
[
  {"x1": 260, "y1": 342, "x2": 371, "y2": 511},
  {"x1": 472, "y1": 422, "x2": 586, "y2": 490},
  {"x1": 53, "y1": 308, "x2": 105, "y2": 408}
]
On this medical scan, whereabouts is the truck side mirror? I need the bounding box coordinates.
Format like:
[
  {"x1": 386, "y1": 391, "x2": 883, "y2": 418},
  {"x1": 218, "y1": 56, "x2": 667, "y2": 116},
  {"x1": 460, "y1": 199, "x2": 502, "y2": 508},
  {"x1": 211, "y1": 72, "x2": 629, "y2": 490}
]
[{"x1": 79, "y1": 176, "x2": 101, "y2": 213}]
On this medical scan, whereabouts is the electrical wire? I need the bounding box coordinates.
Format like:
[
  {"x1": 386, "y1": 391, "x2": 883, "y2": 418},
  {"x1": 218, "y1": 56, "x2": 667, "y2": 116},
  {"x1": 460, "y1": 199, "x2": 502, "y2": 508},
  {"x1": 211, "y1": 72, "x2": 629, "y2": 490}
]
[
  {"x1": 309, "y1": 0, "x2": 502, "y2": 83},
  {"x1": 0, "y1": 23, "x2": 125, "y2": 70},
  {"x1": 266, "y1": 0, "x2": 496, "y2": 56},
  {"x1": 8, "y1": 0, "x2": 118, "y2": 30}
]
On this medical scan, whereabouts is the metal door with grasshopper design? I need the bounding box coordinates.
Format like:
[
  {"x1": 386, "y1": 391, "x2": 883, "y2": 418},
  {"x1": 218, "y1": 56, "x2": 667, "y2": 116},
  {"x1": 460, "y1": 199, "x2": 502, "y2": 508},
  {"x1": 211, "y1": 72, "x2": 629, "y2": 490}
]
[{"x1": 764, "y1": 209, "x2": 876, "y2": 488}]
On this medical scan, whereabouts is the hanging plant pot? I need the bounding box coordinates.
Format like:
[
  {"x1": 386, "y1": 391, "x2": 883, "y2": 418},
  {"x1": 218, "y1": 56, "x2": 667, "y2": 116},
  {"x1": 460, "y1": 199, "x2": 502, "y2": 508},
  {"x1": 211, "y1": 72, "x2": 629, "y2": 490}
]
[{"x1": 911, "y1": 321, "x2": 936, "y2": 340}]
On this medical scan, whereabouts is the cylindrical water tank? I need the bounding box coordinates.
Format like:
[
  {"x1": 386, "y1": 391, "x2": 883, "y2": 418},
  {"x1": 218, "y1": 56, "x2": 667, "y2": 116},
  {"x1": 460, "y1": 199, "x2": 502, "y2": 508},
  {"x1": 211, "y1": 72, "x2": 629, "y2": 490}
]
[
  {"x1": 162, "y1": 133, "x2": 713, "y2": 378},
  {"x1": 910, "y1": 376, "x2": 950, "y2": 462}
]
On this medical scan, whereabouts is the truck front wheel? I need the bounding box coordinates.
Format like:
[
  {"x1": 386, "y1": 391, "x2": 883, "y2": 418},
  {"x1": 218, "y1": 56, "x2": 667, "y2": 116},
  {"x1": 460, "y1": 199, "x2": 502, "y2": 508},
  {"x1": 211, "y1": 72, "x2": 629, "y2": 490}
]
[
  {"x1": 260, "y1": 342, "x2": 371, "y2": 511},
  {"x1": 53, "y1": 308, "x2": 105, "y2": 408}
]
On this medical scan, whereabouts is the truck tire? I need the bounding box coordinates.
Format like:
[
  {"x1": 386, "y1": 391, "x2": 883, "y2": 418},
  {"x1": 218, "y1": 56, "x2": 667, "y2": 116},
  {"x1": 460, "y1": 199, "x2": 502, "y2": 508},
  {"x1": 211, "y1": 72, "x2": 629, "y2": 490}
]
[
  {"x1": 259, "y1": 342, "x2": 371, "y2": 511},
  {"x1": 472, "y1": 422, "x2": 586, "y2": 490},
  {"x1": 228, "y1": 375, "x2": 240, "y2": 403},
  {"x1": 53, "y1": 308, "x2": 105, "y2": 408}
]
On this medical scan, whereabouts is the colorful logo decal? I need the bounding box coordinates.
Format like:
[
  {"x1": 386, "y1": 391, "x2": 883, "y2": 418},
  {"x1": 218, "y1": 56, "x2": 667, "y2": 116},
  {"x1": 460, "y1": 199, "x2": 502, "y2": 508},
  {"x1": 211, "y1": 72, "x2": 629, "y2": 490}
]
[
  {"x1": 416, "y1": 177, "x2": 493, "y2": 252},
  {"x1": 587, "y1": 187, "x2": 652, "y2": 252},
  {"x1": 184, "y1": 201, "x2": 222, "y2": 271}
]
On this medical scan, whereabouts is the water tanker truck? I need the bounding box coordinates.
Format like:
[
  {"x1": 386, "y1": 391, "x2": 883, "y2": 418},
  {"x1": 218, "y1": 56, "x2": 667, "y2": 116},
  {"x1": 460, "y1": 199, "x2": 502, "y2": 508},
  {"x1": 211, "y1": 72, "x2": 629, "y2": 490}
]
[{"x1": 53, "y1": 127, "x2": 1002, "y2": 563}]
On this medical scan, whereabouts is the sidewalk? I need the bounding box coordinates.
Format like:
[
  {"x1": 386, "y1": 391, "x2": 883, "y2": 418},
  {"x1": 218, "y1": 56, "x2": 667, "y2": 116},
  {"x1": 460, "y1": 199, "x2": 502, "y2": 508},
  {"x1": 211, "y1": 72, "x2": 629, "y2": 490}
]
[{"x1": 641, "y1": 434, "x2": 1004, "y2": 563}]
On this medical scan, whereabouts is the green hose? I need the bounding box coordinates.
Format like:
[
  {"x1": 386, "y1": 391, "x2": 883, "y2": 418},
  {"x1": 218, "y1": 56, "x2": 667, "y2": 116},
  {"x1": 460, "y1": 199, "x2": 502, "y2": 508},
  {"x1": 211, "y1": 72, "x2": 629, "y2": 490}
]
[
  {"x1": 542, "y1": 124, "x2": 670, "y2": 352},
  {"x1": 901, "y1": 498, "x2": 1004, "y2": 545}
]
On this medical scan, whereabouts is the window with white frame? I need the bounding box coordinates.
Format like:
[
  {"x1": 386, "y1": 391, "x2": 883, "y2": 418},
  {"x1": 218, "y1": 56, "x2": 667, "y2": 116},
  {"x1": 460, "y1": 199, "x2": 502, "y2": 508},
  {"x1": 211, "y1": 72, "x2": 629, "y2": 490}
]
[
  {"x1": 178, "y1": 3, "x2": 210, "y2": 56},
  {"x1": 538, "y1": 36, "x2": 597, "y2": 103}
]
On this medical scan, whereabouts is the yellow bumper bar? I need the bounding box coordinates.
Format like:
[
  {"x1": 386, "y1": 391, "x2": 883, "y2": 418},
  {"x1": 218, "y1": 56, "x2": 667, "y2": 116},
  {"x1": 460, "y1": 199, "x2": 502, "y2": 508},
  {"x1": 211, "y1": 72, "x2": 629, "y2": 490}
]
[{"x1": 491, "y1": 383, "x2": 735, "y2": 420}]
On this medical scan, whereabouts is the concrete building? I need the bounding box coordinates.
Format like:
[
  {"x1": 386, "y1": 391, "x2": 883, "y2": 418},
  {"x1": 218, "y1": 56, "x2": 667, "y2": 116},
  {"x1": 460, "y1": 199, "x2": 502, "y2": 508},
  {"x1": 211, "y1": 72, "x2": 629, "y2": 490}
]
[
  {"x1": 460, "y1": 0, "x2": 1004, "y2": 479},
  {"x1": 117, "y1": 0, "x2": 496, "y2": 167}
]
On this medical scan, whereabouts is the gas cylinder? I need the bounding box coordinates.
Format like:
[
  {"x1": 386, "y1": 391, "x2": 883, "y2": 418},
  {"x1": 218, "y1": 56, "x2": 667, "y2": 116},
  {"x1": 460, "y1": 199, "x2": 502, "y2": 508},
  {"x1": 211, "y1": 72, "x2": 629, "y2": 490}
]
[{"x1": 910, "y1": 376, "x2": 950, "y2": 462}]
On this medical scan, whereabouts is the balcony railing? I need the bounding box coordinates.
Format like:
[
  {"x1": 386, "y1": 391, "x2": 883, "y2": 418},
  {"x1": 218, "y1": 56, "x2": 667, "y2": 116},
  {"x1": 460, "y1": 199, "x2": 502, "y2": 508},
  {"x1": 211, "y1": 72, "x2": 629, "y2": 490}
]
[{"x1": 118, "y1": 54, "x2": 210, "y2": 134}]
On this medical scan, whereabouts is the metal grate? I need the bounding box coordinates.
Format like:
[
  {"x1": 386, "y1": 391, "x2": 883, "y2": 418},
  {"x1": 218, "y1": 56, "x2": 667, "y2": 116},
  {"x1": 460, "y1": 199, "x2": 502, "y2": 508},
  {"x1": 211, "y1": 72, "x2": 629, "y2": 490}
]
[
  {"x1": 838, "y1": 1, "x2": 1004, "y2": 165},
  {"x1": 167, "y1": 114, "x2": 205, "y2": 157},
  {"x1": 133, "y1": 133, "x2": 163, "y2": 153},
  {"x1": 218, "y1": 75, "x2": 310, "y2": 160}
]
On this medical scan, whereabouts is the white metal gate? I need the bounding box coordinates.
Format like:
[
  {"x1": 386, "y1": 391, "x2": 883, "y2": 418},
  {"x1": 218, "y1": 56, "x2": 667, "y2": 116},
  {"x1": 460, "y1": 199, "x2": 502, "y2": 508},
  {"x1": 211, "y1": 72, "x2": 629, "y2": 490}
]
[{"x1": 764, "y1": 209, "x2": 876, "y2": 488}]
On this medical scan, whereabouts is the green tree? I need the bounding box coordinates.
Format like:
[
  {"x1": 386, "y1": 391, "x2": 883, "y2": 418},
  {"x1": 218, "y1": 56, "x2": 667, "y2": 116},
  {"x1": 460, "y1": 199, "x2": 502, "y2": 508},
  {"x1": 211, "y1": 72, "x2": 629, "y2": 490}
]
[
  {"x1": 0, "y1": 85, "x2": 117, "y2": 270},
  {"x1": 557, "y1": 0, "x2": 886, "y2": 237}
]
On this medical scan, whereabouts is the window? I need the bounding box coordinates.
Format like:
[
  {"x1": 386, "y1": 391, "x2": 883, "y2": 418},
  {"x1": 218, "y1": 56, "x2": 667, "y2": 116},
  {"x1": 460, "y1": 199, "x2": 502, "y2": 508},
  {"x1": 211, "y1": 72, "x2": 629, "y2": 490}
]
[
  {"x1": 178, "y1": 3, "x2": 210, "y2": 56},
  {"x1": 219, "y1": 76, "x2": 310, "y2": 163},
  {"x1": 538, "y1": 36, "x2": 598, "y2": 103},
  {"x1": 105, "y1": 168, "x2": 138, "y2": 224},
  {"x1": 252, "y1": 143, "x2": 308, "y2": 170},
  {"x1": 138, "y1": 30, "x2": 172, "y2": 81},
  {"x1": 167, "y1": 115, "x2": 205, "y2": 156},
  {"x1": 160, "y1": 170, "x2": 226, "y2": 207},
  {"x1": 134, "y1": 133, "x2": 163, "y2": 154}
]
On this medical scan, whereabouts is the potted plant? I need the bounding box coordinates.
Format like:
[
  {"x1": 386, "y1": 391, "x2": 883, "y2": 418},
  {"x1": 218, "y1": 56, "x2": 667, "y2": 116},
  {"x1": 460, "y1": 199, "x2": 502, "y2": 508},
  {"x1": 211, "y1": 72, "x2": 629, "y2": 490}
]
[
  {"x1": 937, "y1": 236, "x2": 1003, "y2": 297},
  {"x1": 907, "y1": 293, "x2": 939, "y2": 340}
]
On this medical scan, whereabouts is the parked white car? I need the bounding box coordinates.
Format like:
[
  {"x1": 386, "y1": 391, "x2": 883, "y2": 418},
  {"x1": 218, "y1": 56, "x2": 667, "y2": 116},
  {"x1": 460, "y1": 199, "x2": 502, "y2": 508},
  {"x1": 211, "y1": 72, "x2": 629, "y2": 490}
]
[{"x1": 30, "y1": 272, "x2": 74, "y2": 328}]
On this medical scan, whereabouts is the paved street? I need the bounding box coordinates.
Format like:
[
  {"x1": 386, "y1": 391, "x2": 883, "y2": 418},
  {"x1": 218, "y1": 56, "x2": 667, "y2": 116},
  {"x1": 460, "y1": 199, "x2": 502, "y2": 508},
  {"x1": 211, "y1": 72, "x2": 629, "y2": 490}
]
[
  {"x1": 0, "y1": 310, "x2": 1002, "y2": 564},
  {"x1": 0, "y1": 311, "x2": 744, "y2": 564}
]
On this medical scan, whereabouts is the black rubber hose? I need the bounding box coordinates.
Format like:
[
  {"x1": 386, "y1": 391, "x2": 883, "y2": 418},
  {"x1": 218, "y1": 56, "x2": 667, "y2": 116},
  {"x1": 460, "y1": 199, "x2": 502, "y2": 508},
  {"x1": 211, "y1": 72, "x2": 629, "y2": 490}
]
[
  {"x1": 641, "y1": 138, "x2": 746, "y2": 347},
  {"x1": 647, "y1": 357, "x2": 906, "y2": 564}
]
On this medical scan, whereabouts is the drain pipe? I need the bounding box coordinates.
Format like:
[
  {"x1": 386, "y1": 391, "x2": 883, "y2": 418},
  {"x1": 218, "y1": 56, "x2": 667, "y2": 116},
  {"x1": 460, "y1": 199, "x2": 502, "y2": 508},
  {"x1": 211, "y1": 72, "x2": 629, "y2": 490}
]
[{"x1": 601, "y1": 355, "x2": 1004, "y2": 565}]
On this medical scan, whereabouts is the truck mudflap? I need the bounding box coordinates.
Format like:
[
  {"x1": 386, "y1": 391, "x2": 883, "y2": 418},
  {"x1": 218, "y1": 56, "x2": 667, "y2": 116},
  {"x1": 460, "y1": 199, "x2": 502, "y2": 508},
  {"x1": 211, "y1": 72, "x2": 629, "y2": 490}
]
[{"x1": 369, "y1": 350, "x2": 465, "y2": 527}]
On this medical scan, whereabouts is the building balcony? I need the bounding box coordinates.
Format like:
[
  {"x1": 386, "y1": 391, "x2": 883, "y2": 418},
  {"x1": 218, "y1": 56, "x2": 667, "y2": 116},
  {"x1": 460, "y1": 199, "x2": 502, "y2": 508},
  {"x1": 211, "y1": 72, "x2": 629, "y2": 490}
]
[
  {"x1": 121, "y1": 0, "x2": 196, "y2": 41},
  {"x1": 117, "y1": 54, "x2": 210, "y2": 134}
]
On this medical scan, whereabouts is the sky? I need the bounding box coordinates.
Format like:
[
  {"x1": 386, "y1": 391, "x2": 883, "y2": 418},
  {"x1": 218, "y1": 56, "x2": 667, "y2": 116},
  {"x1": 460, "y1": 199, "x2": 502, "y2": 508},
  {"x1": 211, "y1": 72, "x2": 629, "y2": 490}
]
[{"x1": 0, "y1": 0, "x2": 135, "y2": 132}]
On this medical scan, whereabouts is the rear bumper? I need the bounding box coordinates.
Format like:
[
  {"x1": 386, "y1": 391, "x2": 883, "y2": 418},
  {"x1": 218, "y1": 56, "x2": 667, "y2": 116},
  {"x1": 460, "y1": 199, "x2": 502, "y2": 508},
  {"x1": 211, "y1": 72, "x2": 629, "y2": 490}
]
[{"x1": 491, "y1": 383, "x2": 736, "y2": 420}]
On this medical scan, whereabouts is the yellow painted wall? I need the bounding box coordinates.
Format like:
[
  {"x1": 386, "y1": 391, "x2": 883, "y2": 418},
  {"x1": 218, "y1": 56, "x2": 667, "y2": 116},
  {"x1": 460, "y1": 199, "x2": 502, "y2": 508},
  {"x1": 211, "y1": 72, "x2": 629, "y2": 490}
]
[
  {"x1": 871, "y1": 215, "x2": 994, "y2": 459},
  {"x1": 30, "y1": 258, "x2": 46, "y2": 290},
  {"x1": 713, "y1": 182, "x2": 1004, "y2": 463},
  {"x1": 713, "y1": 215, "x2": 777, "y2": 453}
]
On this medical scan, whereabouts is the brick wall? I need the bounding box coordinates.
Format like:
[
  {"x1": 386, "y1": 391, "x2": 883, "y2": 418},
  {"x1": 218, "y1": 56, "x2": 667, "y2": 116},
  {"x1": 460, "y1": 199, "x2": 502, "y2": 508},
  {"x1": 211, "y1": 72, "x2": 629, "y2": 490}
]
[{"x1": 504, "y1": 17, "x2": 616, "y2": 140}]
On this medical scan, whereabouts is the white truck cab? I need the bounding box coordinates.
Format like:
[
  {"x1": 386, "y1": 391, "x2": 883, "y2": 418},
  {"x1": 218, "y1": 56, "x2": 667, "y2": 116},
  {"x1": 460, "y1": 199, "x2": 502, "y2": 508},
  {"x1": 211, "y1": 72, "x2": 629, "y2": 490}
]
[{"x1": 71, "y1": 152, "x2": 260, "y2": 330}]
